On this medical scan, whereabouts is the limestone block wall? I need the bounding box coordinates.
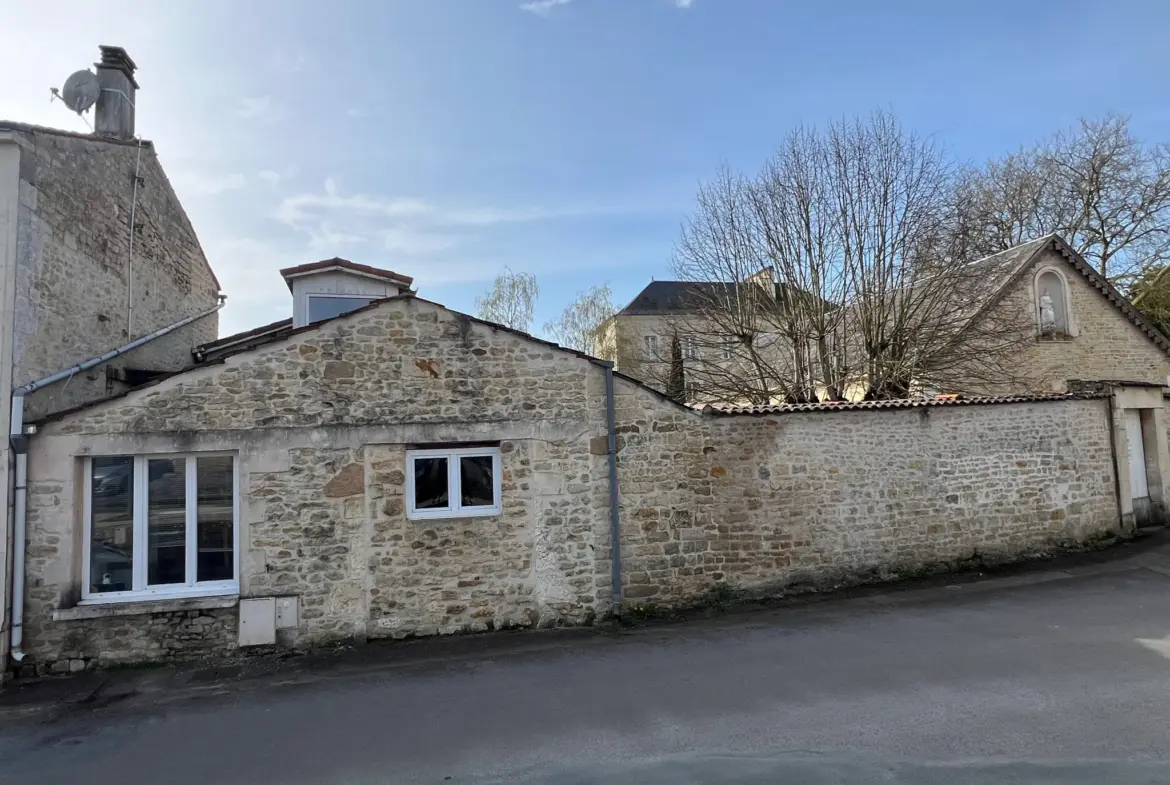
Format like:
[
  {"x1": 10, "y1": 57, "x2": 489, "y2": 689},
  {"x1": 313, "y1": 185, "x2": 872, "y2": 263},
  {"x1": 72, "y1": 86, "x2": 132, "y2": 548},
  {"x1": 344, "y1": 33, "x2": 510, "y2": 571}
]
[
  {"x1": 20, "y1": 298, "x2": 611, "y2": 669},
  {"x1": 614, "y1": 393, "x2": 1120, "y2": 605},
  {"x1": 10, "y1": 127, "x2": 219, "y2": 397}
]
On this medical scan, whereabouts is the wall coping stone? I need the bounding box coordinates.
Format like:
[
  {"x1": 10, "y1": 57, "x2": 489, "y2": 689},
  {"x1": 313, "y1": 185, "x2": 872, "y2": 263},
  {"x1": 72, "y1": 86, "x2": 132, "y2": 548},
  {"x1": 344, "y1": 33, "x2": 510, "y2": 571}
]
[{"x1": 52, "y1": 594, "x2": 239, "y2": 622}]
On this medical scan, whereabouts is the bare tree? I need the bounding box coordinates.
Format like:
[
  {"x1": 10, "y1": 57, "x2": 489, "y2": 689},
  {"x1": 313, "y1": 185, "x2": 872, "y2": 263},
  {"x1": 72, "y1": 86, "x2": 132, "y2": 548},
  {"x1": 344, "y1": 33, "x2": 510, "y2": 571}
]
[
  {"x1": 475, "y1": 268, "x2": 540, "y2": 332},
  {"x1": 543, "y1": 284, "x2": 615, "y2": 356},
  {"x1": 673, "y1": 111, "x2": 1036, "y2": 403},
  {"x1": 959, "y1": 115, "x2": 1170, "y2": 292}
]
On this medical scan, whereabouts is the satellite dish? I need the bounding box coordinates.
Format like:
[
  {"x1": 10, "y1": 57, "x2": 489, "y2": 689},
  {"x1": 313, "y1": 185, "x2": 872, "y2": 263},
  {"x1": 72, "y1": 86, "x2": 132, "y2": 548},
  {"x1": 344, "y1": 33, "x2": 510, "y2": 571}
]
[{"x1": 60, "y1": 70, "x2": 100, "y2": 114}]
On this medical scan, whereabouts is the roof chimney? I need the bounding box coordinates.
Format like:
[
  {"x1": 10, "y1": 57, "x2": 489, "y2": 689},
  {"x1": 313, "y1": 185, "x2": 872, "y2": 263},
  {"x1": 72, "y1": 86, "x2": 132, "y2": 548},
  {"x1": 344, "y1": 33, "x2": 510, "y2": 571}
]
[{"x1": 93, "y1": 45, "x2": 138, "y2": 140}]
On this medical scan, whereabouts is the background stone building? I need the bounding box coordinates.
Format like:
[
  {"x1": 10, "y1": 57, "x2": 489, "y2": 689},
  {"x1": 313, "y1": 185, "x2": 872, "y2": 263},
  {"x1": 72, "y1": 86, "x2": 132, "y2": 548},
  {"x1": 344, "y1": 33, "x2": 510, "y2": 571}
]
[
  {"x1": 0, "y1": 46, "x2": 223, "y2": 671},
  {"x1": 601, "y1": 236, "x2": 1170, "y2": 403}
]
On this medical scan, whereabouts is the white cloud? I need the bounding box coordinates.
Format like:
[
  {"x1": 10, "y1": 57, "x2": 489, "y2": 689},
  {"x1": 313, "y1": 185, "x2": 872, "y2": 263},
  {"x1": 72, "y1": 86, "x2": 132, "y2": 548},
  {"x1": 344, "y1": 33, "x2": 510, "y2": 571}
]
[
  {"x1": 675, "y1": 0, "x2": 695, "y2": 6},
  {"x1": 257, "y1": 165, "x2": 298, "y2": 188},
  {"x1": 520, "y1": 0, "x2": 573, "y2": 14},
  {"x1": 176, "y1": 172, "x2": 248, "y2": 197},
  {"x1": 384, "y1": 227, "x2": 459, "y2": 255},
  {"x1": 235, "y1": 95, "x2": 285, "y2": 123}
]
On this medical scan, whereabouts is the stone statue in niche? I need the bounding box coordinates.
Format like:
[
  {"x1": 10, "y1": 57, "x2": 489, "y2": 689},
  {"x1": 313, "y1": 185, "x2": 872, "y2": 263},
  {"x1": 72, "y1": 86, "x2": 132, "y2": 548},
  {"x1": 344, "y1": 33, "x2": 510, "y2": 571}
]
[{"x1": 1039, "y1": 289, "x2": 1056, "y2": 332}]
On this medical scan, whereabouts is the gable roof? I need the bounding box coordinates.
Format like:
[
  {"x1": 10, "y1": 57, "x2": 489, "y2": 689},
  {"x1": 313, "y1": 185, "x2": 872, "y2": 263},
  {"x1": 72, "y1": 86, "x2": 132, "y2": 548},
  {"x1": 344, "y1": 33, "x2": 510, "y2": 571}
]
[
  {"x1": 39, "y1": 293, "x2": 693, "y2": 425},
  {"x1": 617, "y1": 279, "x2": 821, "y2": 317},
  {"x1": 976, "y1": 234, "x2": 1170, "y2": 355},
  {"x1": 618, "y1": 281, "x2": 742, "y2": 316},
  {"x1": 279, "y1": 258, "x2": 414, "y2": 292}
]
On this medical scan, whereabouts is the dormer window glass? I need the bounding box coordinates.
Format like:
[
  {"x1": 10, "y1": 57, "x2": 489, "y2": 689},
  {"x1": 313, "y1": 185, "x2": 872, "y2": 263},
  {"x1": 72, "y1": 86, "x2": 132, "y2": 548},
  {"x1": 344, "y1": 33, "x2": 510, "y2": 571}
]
[{"x1": 307, "y1": 295, "x2": 376, "y2": 324}]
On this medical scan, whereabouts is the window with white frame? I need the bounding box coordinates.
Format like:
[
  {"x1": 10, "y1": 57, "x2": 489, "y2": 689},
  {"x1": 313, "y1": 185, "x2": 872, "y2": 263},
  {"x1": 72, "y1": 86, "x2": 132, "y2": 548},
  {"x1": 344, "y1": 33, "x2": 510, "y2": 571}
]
[
  {"x1": 722, "y1": 337, "x2": 735, "y2": 360},
  {"x1": 643, "y1": 334, "x2": 659, "y2": 357},
  {"x1": 406, "y1": 446, "x2": 502, "y2": 520},
  {"x1": 683, "y1": 335, "x2": 698, "y2": 360},
  {"x1": 85, "y1": 454, "x2": 237, "y2": 602},
  {"x1": 307, "y1": 294, "x2": 377, "y2": 324}
]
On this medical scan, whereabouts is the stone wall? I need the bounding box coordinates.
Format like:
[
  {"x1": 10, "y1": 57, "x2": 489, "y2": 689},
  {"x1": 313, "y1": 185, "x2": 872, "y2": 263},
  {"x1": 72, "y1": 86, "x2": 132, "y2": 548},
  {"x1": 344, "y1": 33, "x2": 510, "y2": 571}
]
[
  {"x1": 613, "y1": 389, "x2": 1120, "y2": 606},
  {"x1": 16, "y1": 296, "x2": 1128, "y2": 671},
  {"x1": 9, "y1": 126, "x2": 220, "y2": 406}
]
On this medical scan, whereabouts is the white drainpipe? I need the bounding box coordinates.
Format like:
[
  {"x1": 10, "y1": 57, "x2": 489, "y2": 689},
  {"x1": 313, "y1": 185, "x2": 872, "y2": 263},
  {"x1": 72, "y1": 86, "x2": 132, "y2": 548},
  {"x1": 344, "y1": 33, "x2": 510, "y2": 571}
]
[{"x1": 8, "y1": 298, "x2": 224, "y2": 661}]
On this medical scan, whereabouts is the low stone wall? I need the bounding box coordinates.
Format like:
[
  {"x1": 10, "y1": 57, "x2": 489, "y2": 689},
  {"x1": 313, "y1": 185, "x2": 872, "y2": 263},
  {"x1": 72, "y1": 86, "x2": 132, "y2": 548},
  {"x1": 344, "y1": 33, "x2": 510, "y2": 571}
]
[{"x1": 613, "y1": 394, "x2": 1120, "y2": 608}]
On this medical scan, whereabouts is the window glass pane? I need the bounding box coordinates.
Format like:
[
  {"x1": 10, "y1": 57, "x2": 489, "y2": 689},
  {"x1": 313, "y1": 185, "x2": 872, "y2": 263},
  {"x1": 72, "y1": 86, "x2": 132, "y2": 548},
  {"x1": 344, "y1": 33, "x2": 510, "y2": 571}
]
[
  {"x1": 413, "y1": 457, "x2": 449, "y2": 509},
  {"x1": 90, "y1": 457, "x2": 134, "y2": 593},
  {"x1": 460, "y1": 456, "x2": 495, "y2": 508},
  {"x1": 197, "y1": 457, "x2": 234, "y2": 583},
  {"x1": 147, "y1": 458, "x2": 186, "y2": 586},
  {"x1": 308, "y1": 296, "x2": 375, "y2": 323}
]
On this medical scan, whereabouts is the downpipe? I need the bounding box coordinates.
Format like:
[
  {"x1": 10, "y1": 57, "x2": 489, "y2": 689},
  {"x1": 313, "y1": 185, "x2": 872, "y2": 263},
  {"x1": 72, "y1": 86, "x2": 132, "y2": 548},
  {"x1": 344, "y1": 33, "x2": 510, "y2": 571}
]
[{"x1": 603, "y1": 362, "x2": 623, "y2": 614}]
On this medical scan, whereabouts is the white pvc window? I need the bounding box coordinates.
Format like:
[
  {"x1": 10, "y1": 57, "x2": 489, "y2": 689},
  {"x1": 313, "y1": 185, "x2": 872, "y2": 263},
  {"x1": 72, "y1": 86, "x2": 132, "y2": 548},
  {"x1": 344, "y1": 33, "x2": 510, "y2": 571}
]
[
  {"x1": 406, "y1": 447, "x2": 502, "y2": 520},
  {"x1": 307, "y1": 294, "x2": 376, "y2": 323},
  {"x1": 643, "y1": 335, "x2": 659, "y2": 357},
  {"x1": 83, "y1": 454, "x2": 238, "y2": 603}
]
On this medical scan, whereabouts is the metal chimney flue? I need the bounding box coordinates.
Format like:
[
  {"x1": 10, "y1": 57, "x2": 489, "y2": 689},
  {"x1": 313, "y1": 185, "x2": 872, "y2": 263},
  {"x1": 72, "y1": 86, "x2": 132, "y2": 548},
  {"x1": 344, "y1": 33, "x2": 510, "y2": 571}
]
[{"x1": 93, "y1": 45, "x2": 138, "y2": 140}]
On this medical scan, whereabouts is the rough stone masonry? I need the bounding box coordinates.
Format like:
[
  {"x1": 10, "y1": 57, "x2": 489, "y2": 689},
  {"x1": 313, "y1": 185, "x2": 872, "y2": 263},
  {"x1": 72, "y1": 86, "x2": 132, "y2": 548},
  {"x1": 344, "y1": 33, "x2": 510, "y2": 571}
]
[{"x1": 16, "y1": 296, "x2": 1130, "y2": 672}]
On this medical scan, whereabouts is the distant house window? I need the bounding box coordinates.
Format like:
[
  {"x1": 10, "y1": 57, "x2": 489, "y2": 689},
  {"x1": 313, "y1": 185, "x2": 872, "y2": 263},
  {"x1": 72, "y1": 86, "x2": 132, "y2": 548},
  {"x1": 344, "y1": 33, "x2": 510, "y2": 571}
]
[
  {"x1": 683, "y1": 336, "x2": 698, "y2": 360},
  {"x1": 1035, "y1": 269, "x2": 1072, "y2": 336},
  {"x1": 406, "y1": 447, "x2": 502, "y2": 520},
  {"x1": 307, "y1": 295, "x2": 376, "y2": 324},
  {"x1": 722, "y1": 338, "x2": 735, "y2": 360},
  {"x1": 84, "y1": 455, "x2": 237, "y2": 603},
  {"x1": 643, "y1": 335, "x2": 659, "y2": 357}
]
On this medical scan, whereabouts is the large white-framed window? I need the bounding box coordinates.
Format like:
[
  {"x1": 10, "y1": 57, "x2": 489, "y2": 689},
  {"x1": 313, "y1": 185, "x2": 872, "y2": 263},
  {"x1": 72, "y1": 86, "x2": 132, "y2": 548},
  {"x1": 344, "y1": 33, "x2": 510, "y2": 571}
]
[
  {"x1": 406, "y1": 446, "x2": 502, "y2": 520},
  {"x1": 83, "y1": 453, "x2": 238, "y2": 604},
  {"x1": 306, "y1": 294, "x2": 377, "y2": 324}
]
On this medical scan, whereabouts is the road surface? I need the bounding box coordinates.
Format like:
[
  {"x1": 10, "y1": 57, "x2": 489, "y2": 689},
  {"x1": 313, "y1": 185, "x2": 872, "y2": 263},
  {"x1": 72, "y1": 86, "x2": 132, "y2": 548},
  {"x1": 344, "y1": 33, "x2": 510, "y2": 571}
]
[{"x1": 3, "y1": 550, "x2": 1170, "y2": 783}]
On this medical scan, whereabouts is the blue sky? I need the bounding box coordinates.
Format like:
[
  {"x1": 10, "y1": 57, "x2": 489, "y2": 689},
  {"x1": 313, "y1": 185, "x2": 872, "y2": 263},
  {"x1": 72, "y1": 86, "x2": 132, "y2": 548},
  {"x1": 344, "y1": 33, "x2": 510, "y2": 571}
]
[{"x1": 4, "y1": 0, "x2": 1169, "y2": 336}]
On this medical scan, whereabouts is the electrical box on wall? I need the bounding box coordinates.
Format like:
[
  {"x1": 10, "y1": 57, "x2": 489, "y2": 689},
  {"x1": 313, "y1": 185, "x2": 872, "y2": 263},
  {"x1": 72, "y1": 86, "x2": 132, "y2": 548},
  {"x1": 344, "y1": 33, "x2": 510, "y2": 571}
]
[
  {"x1": 275, "y1": 596, "x2": 299, "y2": 629},
  {"x1": 238, "y1": 598, "x2": 276, "y2": 646}
]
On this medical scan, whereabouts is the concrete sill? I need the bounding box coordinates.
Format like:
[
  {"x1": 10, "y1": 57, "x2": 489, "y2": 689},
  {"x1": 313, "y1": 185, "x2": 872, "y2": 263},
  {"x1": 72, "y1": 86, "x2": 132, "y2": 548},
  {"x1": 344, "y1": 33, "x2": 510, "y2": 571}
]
[{"x1": 53, "y1": 595, "x2": 239, "y2": 622}]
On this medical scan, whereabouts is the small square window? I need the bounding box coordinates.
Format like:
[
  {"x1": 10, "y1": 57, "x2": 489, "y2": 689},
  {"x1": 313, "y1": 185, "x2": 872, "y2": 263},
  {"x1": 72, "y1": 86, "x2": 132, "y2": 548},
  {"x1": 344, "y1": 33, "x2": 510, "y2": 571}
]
[{"x1": 406, "y1": 447, "x2": 502, "y2": 519}]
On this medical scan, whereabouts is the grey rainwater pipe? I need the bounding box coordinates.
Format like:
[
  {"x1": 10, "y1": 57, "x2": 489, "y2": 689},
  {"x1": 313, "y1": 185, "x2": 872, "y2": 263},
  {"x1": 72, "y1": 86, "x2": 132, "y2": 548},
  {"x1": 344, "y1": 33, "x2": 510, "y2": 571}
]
[
  {"x1": 8, "y1": 298, "x2": 225, "y2": 661},
  {"x1": 601, "y1": 362, "x2": 622, "y2": 613}
]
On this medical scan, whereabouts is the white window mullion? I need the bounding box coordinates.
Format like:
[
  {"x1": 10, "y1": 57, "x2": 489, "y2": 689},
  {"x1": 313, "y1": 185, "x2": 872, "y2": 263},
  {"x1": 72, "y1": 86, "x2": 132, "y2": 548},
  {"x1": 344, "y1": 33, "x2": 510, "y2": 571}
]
[
  {"x1": 81, "y1": 459, "x2": 94, "y2": 596},
  {"x1": 185, "y1": 458, "x2": 198, "y2": 587},
  {"x1": 132, "y1": 457, "x2": 148, "y2": 592},
  {"x1": 449, "y1": 454, "x2": 460, "y2": 514}
]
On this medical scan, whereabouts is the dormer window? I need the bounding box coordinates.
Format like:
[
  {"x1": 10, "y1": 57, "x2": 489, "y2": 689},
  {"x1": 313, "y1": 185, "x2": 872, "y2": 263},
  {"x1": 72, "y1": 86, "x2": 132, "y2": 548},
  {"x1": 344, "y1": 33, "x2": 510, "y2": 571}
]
[
  {"x1": 279, "y1": 258, "x2": 415, "y2": 328},
  {"x1": 307, "y1": 295, "x2": 376, "y2": 323}
]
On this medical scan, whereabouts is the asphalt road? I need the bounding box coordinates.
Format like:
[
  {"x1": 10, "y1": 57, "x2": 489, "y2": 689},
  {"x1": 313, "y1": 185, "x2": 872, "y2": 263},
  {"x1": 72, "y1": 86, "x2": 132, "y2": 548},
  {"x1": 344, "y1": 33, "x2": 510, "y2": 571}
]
[{"x1": 4, "y1": 555, "x2": 1170, "y2": 784}]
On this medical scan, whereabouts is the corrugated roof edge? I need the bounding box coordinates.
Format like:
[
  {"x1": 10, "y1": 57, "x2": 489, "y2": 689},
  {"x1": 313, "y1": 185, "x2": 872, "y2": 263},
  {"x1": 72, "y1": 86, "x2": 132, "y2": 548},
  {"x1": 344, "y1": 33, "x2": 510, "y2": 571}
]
[
  {"x1": 34, "y1": 293, "x2": 696, "y2": 425},
  {"x1": 692, "y1": 392, "x2": 1109, "y2": 417}
]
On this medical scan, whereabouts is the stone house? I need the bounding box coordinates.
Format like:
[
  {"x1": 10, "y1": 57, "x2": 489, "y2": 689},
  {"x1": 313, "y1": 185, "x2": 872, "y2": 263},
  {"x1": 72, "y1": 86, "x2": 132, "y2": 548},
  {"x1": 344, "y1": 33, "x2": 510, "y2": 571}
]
[
  {"x1": 11, "y1": 254, "x2": 1170, "y2": 674},
  {"x1": 0, "y1": 47, "x2": 223, "y2": 670},
  {"x1": 601, "y1": 235, "x2": 1170, "y2": 402}
]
